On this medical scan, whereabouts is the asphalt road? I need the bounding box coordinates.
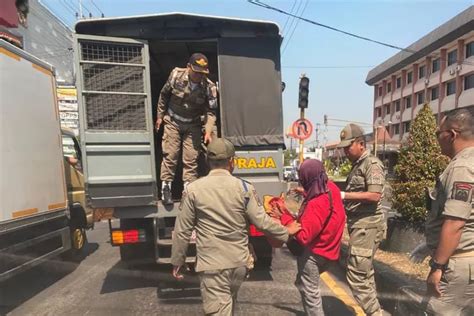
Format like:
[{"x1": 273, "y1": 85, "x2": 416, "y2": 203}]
[{"x1": 0, "y1": 221, "x2": 372, "y2": 316}]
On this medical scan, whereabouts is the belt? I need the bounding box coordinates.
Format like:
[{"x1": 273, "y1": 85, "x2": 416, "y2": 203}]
[
  {"x1": 451, "y1": 250, "x2": 474, "y2": 258},
  {"x1": 168, "y1": 108, "x2": 200, "y2": 123}
]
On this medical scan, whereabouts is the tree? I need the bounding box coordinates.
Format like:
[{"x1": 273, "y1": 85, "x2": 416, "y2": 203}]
[{"x1": 391, "y1": 104, "x2": 448, "y2": 222}]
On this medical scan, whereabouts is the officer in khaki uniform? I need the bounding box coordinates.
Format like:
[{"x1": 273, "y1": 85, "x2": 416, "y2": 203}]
[
  {"x1": 155, "y1": 53, "x2": 218, "y2": 204},
  {"x1": 423, "y1": 109, "x2": 474, "y2": 315},
  {"x1": 171, "y1": 138, "x2": 301, "y2": 315},
  {"x1": 337, "y1": 124, "x2": 386, "y2": 316}
]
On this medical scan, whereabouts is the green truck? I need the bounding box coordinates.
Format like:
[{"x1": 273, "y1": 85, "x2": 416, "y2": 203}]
[{"x1": 73, "y1": 13, "x2": 286, "y2": 267}]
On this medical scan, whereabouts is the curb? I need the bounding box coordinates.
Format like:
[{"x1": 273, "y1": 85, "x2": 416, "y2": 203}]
[{"x1": 338, "y1": 244, "x2": 429, "y2": 315}]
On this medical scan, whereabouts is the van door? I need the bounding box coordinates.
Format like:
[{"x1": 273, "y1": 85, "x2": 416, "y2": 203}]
[{"x1": 74, "y1": 34, "x2": 157, "y2": 208}]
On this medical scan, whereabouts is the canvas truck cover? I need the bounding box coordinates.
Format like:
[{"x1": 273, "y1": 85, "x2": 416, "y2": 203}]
[{"x1": 75, "y1": 13, "x2": 285, "y2": 148}]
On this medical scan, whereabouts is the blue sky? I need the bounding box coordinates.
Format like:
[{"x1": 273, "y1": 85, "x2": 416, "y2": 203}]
[{"x1": 44, "y1": 0, "x2": 472, "y2": 144}]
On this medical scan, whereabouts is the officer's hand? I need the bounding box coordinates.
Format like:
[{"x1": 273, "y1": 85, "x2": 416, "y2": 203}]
[
  {"x1": 409, "y1": 242, "x2": 431, "y2": 264},
  {"x1": 204, "y1": 132, "x2": 212, "y2": 144},
  {"x1": 155, "y1": 118, "x2": 163, "y2": 132},
  {"x1": 286, "y1": 221, "x2": 301, "y2": 236},
  {"x1": 269, "y1": 205, "x2": 283, "y2": 219},
  {"x1": 426, "y1": 269, "x2": 442, "y2": 297},
  {"x1": 172, "y1": 265, "x2": 184, "y2": 280}
]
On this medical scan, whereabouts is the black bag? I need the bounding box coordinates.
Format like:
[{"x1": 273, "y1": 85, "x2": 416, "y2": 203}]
[{"x1": 287, "y1": 191, "x2": 334, "y2": 257}]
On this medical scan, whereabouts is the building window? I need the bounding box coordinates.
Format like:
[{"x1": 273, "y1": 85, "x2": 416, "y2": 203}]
[
  {"x1": 418, "y1": 65, "x2": 425, "y2": 79},
  {"x1": 465, "y1": 73, "x2": 474, "y2": 90},
  {"x1": 446, "y1": 81, "x2": 456, "y2": 96},
  {"x1": 396, "y1": 77, "x2": 401, "y2": 89},
  {"x1": 431, "y1": 86, "x2": 439, "y2": 100},
  {"x1": 395, "y1": 100, "x2": 401, "y2": 112},
  {"x1": 405, "y1": 96, "x2": 411, "y2": 109},
  {"x1": 432, "y1": 58, "x2": 440, "y2": 73},
  {"x1": 448, "y1": 50, "x2": 457, "y2": 66},
  {"x1": 378, "y1": 86, "x2": 383, "y2": 96},
  {"x1": 466, "y1": 41, "x2": 474, "y2": 58},
  {"x1": 385, "y1": 104, "x2": 391, "y2": 115},
  {"x1": 417, "y1": 91, "x2": 425, "y2": 105},
  {"x1": 387, "y1": 82, "x2": 392, "y2": 93},
  {"x1": 407, "y1": 72, "x2": 413, "y2": 84},
  {"x1": 403, "y1": 121, "x2": 411, "y2": 133},
  {"x1": 394, "y1": 124, "x2": 400, "y2": 135}
]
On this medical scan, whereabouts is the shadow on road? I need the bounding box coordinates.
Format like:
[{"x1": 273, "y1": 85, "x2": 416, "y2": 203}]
[
  {"x1": 0, "y1": 242, "x2": 99, "y2": 315},
  {"x1": 100, "y1": 261, "x2": 202, "y2": 304}
]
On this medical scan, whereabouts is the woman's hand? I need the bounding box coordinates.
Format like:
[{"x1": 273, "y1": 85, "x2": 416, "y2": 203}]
[{"x1": 289, "y1": 186, "x2": 305, "y2": 196}]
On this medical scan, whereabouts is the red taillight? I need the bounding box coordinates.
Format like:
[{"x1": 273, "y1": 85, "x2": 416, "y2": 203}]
[{"x1": 111, "y1": 229, "x2": 146, "y2": 245}]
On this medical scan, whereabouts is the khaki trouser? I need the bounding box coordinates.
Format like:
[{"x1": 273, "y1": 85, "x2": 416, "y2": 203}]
[
  {"x1": 160, "y1": 115, "x2": 202, "y2": 183},
  {"x1": 199, "y1": 267, "x2": 247, "y2": 315},
  {"x1": 425, "y1": 256, "x2": 474, "y2": 316},
  {"x1": 346, "y1": 225, "x2": 385, "y2": 315}
]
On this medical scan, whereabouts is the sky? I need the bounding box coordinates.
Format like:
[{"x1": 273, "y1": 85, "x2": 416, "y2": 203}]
[{"x1": 42, "y1": 0, "x2": 473, "y2": 144}]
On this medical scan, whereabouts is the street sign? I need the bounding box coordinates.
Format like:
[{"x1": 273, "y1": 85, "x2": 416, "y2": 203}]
[{"x1": 292, "y1": 118, "x2": 313, "y2": 140}]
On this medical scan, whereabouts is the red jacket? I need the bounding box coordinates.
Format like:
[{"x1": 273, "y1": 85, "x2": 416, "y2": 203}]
[{"x1": 281, "y1": 181, "x2": 346, "y2": 261}]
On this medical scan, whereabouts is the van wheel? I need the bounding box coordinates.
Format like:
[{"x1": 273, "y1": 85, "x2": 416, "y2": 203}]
[
  {"x1": 63, "y1": 227, "x2": 87, "y2": 261},
  {"x1": 71, "y1": 227, "x2": 87, "y2": 251}
]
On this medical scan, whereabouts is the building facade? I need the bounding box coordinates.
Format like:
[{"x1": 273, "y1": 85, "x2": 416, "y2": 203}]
[{"x1": 366, "y1": 6, "x2": 474, "y2": 141}]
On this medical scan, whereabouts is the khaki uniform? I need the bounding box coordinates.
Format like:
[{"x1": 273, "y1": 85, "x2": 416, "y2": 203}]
[
  {"x1": 171, "y1": 169, "x2": 289, "y2": 315},
  {"x1": 157, "y1": 67, "x2": 217, "y2": 183},
  {"x1": 425, "y1": 147, "x2": 474, "y2": 316},
  {"x1": 345, "y1": 150, "x2": 386, "y2": 315}
]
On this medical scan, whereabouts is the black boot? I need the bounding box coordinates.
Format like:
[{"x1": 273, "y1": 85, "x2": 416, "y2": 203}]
[{"x1": 162, "y1": 183, "x2": 173, "y2": 205}]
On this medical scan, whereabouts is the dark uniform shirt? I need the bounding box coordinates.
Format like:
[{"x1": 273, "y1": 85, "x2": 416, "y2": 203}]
[
  {"x1": 157, "y1": 67, "x2": 217, "y2": 134},
  {"x1": 345, "y1": 150, "x2": 385, "y2": 228}
]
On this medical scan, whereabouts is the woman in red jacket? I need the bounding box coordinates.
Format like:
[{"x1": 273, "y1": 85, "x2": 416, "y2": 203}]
[{"x1": 277, "y1": 159, "x2": 346, "y2": 315}]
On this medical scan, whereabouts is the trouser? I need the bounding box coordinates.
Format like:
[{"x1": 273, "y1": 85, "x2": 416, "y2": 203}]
[
  {"x1": 160, "y1": 115, "x2": 202, "y2": 183},
  {"x1": 296, "y1": 251, "x2": 329, "y2": 316},
  {"x1": 346, "y1": 225, "x2": 385, "y2": 315},
  {"x1": 425, "y1": 256, "x2": 474, "y2": 316},
  {"x1": 199, "y1": 266, "x2": 247, "y2": 316}
]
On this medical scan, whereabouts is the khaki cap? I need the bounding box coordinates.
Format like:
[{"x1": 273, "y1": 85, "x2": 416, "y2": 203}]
[
  {"x1": 207, "y1": 138, "x2": 235, "y2": 160},
  {"x1": 337, "y1": 124, "x2": 365, "y2": 148}
]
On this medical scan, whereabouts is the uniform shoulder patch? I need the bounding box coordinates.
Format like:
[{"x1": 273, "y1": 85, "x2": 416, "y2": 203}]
[
  {"x1": 452, "y1": 182, "x2": 473, "y2": 202},
  {"x1": 252, "y1": 189, "x2": 263, "y2": 207}
]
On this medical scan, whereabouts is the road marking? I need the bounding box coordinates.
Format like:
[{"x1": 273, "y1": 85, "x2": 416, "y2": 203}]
[{"x1": 320, "y1": 271, "x2": 365, "y2": 316}]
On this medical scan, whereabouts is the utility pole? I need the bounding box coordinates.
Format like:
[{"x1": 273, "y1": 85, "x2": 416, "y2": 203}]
[
  {"x1": 79, "y1": 0, "x2": 83, "y2": 19},
  {"x1": 315, "y1": 123, "x2": 320, "y2": 148}
]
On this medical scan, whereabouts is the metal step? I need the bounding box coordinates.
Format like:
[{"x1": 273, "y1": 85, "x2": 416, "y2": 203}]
[
  {"x1": 157, "y1": 239, "x2": 196, "y2": 246},
  {"x1": 156, "y1": 256, "x2": 196, "y2": 264}
]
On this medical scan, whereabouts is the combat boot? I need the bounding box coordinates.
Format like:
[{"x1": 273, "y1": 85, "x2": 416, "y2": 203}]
[{"x1": 162, "y1": 182, "x2": 173, "y2": 205}]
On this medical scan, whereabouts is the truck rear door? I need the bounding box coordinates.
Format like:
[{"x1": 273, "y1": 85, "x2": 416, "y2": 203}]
[{"x1": 74, "y1": 34, "x2": 157, "y2": 208}]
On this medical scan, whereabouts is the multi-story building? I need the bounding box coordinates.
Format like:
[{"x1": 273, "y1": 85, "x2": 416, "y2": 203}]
[{"x1": 366, "y1": 6, "x2": 474, "y2": 141}]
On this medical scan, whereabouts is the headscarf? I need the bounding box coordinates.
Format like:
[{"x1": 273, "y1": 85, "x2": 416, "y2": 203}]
[{"x1": 298, "y1": 159, "x2": 329, "y2": 214}]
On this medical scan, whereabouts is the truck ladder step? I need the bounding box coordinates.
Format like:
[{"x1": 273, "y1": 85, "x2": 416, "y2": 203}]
[{"x1": 156, "y1": 256, "x2": 196, "y2": 264}]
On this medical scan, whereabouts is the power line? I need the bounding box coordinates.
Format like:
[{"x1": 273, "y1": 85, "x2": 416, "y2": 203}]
[
  {"x1": 281, "y1": 0, "x2": 297, "y2": 36},
  {"x1": 283, "y1": 65, "x2": 375, "y2": 69},
  {"x1": 248, "y1": 0, "x2": 474, "y2": 68},
  {"x1": 89, "y1": 0, "x2": 105, "y2": 17},
  {"x1": 282, "y1": 0, "x2": 309, "y2": 55},
  {"x1": 282, "y1": 0, "x2": 302, "y2": 45}
]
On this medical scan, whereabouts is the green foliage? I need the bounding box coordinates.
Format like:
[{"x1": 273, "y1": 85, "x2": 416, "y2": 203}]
[
  {"x1": 324, "y1": 159, "x2": 335, "y2": 176},
  {"x1": 391, "y1": 104, "x2": 448, "y2": 223},
  {"x1": 338, "y1": 159, "x2": 352, "y2": 177}
]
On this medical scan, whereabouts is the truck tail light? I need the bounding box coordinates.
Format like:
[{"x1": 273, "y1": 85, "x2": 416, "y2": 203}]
[{"x1": 111, "y1": 229, "x2": 146, "y2": 245}]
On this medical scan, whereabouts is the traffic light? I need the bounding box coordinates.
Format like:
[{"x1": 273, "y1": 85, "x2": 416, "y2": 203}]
[{"x1": 298, "y1": 75, "x2": 309, "y2": 108}]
